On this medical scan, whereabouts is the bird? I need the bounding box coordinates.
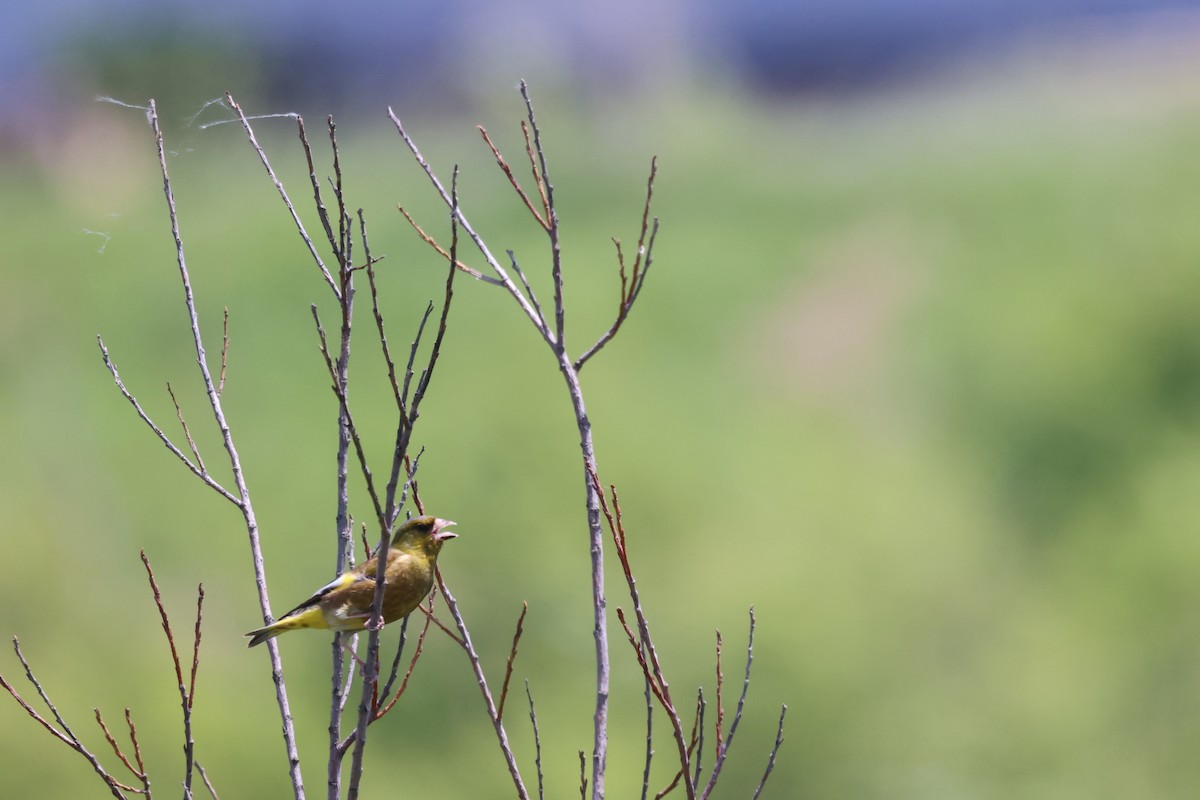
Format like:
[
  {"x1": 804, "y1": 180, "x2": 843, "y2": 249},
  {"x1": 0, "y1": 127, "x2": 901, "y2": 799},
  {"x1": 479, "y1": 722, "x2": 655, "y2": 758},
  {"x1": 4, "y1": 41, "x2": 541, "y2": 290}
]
[{"x1": 246, "y1": 516, "x2": 457, "y2": 647}]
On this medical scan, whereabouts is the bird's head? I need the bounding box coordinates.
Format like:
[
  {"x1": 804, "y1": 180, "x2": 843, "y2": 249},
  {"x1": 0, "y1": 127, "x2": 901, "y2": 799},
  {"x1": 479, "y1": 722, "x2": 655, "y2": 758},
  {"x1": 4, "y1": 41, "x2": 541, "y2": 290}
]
[{"x1": 392, "y1": 515, "x2": 458, "y2": 557}]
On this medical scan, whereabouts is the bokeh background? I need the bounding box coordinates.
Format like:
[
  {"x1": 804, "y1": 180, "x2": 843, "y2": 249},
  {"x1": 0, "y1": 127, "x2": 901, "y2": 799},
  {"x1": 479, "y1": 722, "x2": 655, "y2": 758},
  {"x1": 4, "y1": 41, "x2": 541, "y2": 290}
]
[{"x1": 4, "y1": 1, "x2": 1200, "y2": 797}]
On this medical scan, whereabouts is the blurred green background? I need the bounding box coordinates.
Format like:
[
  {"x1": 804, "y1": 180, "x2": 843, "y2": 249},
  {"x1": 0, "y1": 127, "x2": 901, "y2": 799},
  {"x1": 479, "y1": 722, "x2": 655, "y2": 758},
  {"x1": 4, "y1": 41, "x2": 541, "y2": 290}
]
[{"x1": 4, "y1": 3, "x2": 1200, "y2": 798}]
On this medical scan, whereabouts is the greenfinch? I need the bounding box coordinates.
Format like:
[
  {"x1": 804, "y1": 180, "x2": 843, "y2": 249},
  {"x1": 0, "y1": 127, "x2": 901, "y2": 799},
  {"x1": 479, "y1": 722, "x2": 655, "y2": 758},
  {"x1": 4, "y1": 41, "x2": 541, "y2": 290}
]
[{"x1": 246, "y1": 516, "x2": 457, "y2": 647}]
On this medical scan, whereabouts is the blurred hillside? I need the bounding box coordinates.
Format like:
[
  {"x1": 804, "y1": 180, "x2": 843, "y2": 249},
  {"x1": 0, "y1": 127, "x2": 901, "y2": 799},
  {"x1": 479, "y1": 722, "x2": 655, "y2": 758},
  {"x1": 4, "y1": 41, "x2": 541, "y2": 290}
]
[{"x1": 3, "y1": 4, "x2": 1200, "y2": 799}]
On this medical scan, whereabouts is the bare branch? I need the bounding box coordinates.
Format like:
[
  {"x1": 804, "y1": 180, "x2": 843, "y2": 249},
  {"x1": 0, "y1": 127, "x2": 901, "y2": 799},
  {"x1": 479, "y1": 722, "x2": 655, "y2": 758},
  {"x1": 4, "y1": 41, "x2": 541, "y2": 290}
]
[
  {"x1": 496, "y1": 602, "x2": 529, "y2": 723},
  {"x1": 517, "y1": 80, "x2": 565, "y2": 353},
  {"x1": 225, "y1": 94, "x2": 339, "y2": 298},
  {"x1": 395, "y1": 206, "x2": 498, "y2": 284},
  {"x1": 196, "y1": 761, "x2": 222, "y2": 800},
  {"x1": 139, "y1": 551, "x2": 195, "y2": 797},
  {"x1": 478, "y1": 124, "x2": 549, "y2": 230},
  {"x1": 98, "y1": 339, "x2": 236, "y2": 505},
  {"x1": 167, "y1": 383, "x2": 205, "y2": 474},
  {"x1": 574, "y1": 158, "x2": 659, "y2": 372},
  {"x1": 519, "y1": 120, "x2": 551, "y2": 220},
  {"x1": 145, "y1": 98, "x2": 303, "y2": 797},
  {"x1": 750, "y1": 706, "x2": 787, "y2": 800},
  {"x1": 526, "y1": 681, "x2": 545, "y2": 800},
  {"x1": 700, "y1": 609, "x2": 757, "y2": 799},
  {"x1": 217, "y1": 307, "x2": 229, "y2": 398},
  {"x1": 2, "y1": 639, "x2": 131, "y2": 799},
  {"x1": 436, "y1": 570, "x2": 530, "y2": 799},
  {"x1": 189, "y1": 584, "x2": 204, "y2": 710},
  {"x1": 387, "y1": 108, "x2": 553, "y2": 344},
  {"x1": 93, "y1": 709, "x2": 142, "y2": 784}
]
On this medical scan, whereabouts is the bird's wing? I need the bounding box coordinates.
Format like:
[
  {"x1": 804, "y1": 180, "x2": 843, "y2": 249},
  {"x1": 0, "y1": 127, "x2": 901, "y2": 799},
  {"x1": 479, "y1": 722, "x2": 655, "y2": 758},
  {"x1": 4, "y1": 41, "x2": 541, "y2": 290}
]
[{"x1": 278, "y1": 571, "x2": 369, "y2": 619}]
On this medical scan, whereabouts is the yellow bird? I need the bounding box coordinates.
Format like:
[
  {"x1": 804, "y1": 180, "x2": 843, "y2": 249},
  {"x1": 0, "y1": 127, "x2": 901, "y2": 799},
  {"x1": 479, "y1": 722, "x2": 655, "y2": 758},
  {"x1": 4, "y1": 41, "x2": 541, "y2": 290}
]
[{"x1": 246, "y1": 516, "x2": 457, "y2": 647}]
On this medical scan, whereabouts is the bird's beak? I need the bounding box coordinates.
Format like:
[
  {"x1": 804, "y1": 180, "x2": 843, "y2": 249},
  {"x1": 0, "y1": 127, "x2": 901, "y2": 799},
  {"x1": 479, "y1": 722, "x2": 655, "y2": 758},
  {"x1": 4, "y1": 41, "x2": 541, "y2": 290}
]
[{"x1": 432, "y1": 519, "x2": 458, "y2": 542}]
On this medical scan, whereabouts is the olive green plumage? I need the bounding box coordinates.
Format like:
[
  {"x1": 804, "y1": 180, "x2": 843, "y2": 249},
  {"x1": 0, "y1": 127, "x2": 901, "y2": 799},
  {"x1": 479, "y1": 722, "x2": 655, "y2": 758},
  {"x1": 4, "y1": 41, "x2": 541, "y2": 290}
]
[{"x1": 245, "y1": 516, "x2": 457, "y2": 647}]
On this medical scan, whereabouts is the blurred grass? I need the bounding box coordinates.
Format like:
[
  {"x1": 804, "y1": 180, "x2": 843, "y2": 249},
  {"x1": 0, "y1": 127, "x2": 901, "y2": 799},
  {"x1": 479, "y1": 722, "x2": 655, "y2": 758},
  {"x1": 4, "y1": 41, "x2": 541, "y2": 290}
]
[{"x1": 4, "y1": 51, "x2": 1200, "y2": 799}]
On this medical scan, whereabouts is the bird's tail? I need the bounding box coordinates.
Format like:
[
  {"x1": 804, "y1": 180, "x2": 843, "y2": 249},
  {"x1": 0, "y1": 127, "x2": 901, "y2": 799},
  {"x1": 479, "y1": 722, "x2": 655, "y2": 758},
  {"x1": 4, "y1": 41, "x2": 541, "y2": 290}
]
[{"x1": 245, "y1": 607, "x2": 327, "y2": 647}]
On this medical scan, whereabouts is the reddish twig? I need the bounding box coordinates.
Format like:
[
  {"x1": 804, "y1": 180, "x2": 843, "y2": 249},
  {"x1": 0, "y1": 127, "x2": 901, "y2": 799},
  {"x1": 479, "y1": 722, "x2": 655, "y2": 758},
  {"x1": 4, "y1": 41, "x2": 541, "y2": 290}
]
[
  {"x1": 520, "y1": 120, "x2": 551, "y2": 220},
  {"x1": 496, "y1": 602, "x2": 529, "y2": 723},
  {"x1": 139, "y1": 551, "x2": 195, "y2": 797},
  {"x1": 700, "y1": 609, "x2": 757, "y2": 800},
  {"x1": 93, "y1": 709, "x2": 147, "y2": 793},
  {"x1": 478, "y1": 125, "x2": 549, "y2": 230},
  {"x1": 396, "y1": 206, "x2": 496, "y2": 284}
]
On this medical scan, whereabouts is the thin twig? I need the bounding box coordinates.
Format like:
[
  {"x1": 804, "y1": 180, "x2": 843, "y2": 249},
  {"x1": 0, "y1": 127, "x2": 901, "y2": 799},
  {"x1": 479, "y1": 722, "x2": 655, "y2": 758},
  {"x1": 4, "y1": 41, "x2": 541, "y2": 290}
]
[
  {"x1": 190, "y1": 584, "x2": 204, "y2": 710},
  {"x1": 496, "y1": 601, "x2": 528, "y2": 723},
  {"x1": 2, "y1": 639, "x2": 130, "y2": 799},
  {"x1": 750, "y1": 706, "x2": 787, "y2": 800},
  {"x1": 395, "y1": 206, "x2": 497, "y2": 284},
  {"x1": 149, "y1": 97, "x2": 304, "y2": 798},
  {"x1": 526, "y1": 681, "x2": 544, "y2": 800},
  {"x1": 140, "y1": 551, "x2": 195, "y2": 797},
  {"x1": 578, "y1": 751, "x2": 588, "y2": 800},
  {"x1": 436, "y1": 570, "x2": 530, "y2": 799},
  {"x1": 478, "y1": 125, "x2": 549, "y2": 230},
  {"x1": 98, "y1": 340, "x2": 235, "y2": 504},
  {"x1": 714, "y1": 631, "x2": 724, "y2": 758},
  {"x1": 517, "y1": 81, "x2": 565, "y2": 353},
  {"x1": 520, "y1": 120, "x2": 551, "y2": 220},
  {"x1": 217, "y1": 307, "x2": 229, "y2": 398},
  {"x1": 574, "y1": 158, "x2": 659, "y2": 372},
  {"x1": 601, "y1": 475, "x2": 694, "y2": 799},
  {"x1": 225, "y1": 94, "x2": 338, "y2": 297},
  {"x1": 387, "y1": 109, "x2": 552, "y2": 345},
  {"x1": 700, "y1": 609, "x2": 757, "y2": 800},
  {"x1": 640, "y1": 640, "x2": 654, "y2": 800},
  {"x1": 196, "y1": 761, "x2": 222, "y2": 800},
  {"x1": 93, "y1": 709, "x2": 141, "y2": 782},
  {"x1": 166, "y1": 383, "x2": 205, "y2": 474}
]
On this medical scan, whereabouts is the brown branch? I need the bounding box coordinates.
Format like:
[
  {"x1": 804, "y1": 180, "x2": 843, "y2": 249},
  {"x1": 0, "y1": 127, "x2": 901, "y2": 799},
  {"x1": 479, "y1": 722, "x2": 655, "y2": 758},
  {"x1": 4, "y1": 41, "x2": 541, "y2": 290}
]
[
  {"x1": 479, "y1": 125, "x2": 549, "y2": 229},
  {"x1": 520, "y1": 120, "x2": 551, "y2": 220},
  {"x1": 578, "y1": 751, "x2": 588, "y2": 800},
  {"x1": 396, "y1": 206, "x2": 497, "y2": 284},
  {"x1": 139, "y1": 551, "x2": 195, "y2": 797},
  {"x1": 166, "y1": 382, "x2": 205, "y2": 474},
  {"x1": 93, "y1": 709, "x2": 148, "y2": 794},
  {"x1": 190, "y1": 584, "x2": 204, "y2": 709},
  {"x1": 495, "y1": 601, "x2": 528, "y2": 723},
  {"x1": 700, "y1": 609, "x2": 757, "y2": 800},
  {"x1": 600, "y1": 475, "x2": 695, "y2": 799}
]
